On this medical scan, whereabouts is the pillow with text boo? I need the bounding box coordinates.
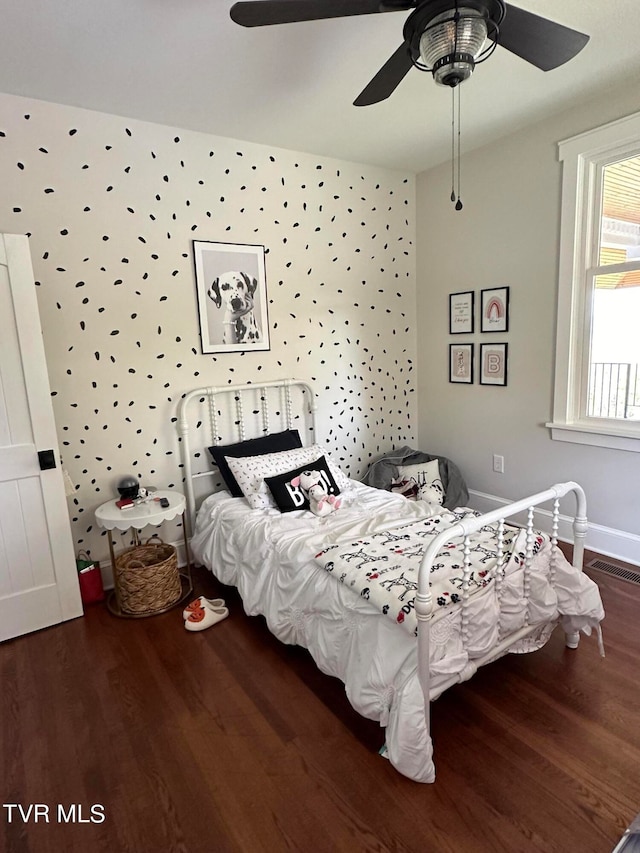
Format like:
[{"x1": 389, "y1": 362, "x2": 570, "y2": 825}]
[
  {"x1": 265, "y1": 457, "x2": 340, "y2": 513},
  {"x1": 225, "y1": 444, "x2": 350, "y2": 510}
]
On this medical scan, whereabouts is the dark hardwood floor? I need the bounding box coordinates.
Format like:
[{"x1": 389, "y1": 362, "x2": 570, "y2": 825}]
[{"x1": 1, "y1": 560, "x2": 639, "y2": 853}]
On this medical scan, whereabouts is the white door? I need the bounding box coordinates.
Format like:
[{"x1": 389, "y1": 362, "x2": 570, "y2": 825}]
[{"x1": 0, "y1": 233, "x2": 83, "y2": 642}]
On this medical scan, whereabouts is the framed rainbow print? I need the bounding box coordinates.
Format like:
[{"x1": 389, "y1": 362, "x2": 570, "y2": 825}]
[{"x1": 480, "y1": 286, "x2": 510, "y2": 333}]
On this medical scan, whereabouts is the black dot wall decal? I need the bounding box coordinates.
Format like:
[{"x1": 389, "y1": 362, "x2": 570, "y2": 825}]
[{"x1": 1, "y1": 95, "x2": 415, "y2": 561}]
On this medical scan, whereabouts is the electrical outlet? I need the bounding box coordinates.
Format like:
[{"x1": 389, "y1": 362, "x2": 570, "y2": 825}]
[{"x1": 493, "y1": 454, "x2": 504, "y2": 474}]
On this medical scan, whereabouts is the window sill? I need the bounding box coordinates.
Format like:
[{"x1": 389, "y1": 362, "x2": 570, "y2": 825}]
[{"x1": 546, "y1": 421, "x2": 640, "y2": 453}]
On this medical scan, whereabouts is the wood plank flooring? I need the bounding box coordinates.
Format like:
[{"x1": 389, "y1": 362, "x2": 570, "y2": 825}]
[{"x1": 1, "y1": 561, "x2": 639, "y2": 853}]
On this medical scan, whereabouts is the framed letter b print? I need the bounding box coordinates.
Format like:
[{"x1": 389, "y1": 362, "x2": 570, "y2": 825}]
[
  {"x1": 193, "y1": 240, "x2": 270, "y2": 354},
  {"x1": 480, "y1": 343, "x2": 508, "y2": 386},
  {"x1": 449, "y1": 344, "x2": 474, "y2": 384}
]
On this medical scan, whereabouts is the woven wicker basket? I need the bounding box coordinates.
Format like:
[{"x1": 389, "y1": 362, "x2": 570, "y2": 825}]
[{"x1": 115, "y1": 536, "x2": 180, "y2": 615}]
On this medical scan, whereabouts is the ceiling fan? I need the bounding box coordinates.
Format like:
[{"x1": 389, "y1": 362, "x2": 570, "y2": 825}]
[{"x1": 229, "y1": 1, "x2": 589, "y2": 106}]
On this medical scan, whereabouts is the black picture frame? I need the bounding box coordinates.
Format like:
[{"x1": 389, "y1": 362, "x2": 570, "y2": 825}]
[
  {"x1": 480, "y1": 286, "x2": 510, "y2": 333},
  {"x1": 192, "y1": 240, "x2": 270, "y2": 354},
  {"x1": 449, "y1": 343, "x2": 474, "y2": 384},
  {"x1": 449, "y1": 290, "x2": 474, "y2": 334},
  {"x1": 480, "y1": 343, "x2": 508, "y2": 386}
]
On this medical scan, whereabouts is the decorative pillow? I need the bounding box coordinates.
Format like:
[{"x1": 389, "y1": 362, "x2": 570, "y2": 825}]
[
  {"x1": 208, "y1": 429, "x2": 302, "y2": 497},
  {"x1": 396, "y1": 459, "x2": 445, "y2": 506},
  {"x1": 225, "y1": 444, "x2": 350, "y2": 510},
  {"x1": 265, "y1": 456, "x2": 340, "y2": 513}
]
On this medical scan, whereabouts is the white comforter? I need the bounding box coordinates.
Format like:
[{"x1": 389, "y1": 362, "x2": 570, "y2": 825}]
[{"x1": 190, "y1": 481, "x2": 604, "y2": 783}]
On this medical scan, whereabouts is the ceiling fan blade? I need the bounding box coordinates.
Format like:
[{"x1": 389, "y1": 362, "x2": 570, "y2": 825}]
[
  {"x1": 230, "y1": 1, "x2": 414, "y2": 27},
  {"x1": 494, "y1": 4, "x2": 589, "y2": 71},
  {"x1": 354, "y1": 41, "x2": 413, "y2": 106}
]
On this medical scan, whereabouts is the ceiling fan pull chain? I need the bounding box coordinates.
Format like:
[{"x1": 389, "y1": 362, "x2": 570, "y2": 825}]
[
  {"x1": 450, "y1": 85, "x2": 463, "y2": 211},
  {"x1": 456, "y1": 84, "x2": 463, "y2": 211},
  {"x1": 450, "y1": 86, "x2": 456, "y2": 203}
]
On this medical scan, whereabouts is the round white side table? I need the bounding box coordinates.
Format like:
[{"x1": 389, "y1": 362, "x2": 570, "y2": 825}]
[{"x1": 95, "y1": 490, "x2": 192, "y2": 617}]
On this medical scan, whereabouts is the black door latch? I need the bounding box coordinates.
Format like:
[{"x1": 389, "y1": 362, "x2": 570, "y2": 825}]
[{"x1": 38, "y1": 449, "x2": 57, "y2": 470}]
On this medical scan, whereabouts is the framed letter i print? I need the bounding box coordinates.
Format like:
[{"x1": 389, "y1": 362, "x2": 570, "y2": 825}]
[{"x1": 449, "y1": 343, "x2": 474, "y2": 384}]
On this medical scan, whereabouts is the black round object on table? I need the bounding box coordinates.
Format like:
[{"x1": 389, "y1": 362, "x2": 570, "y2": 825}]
[{"x1": 117, "y1": 475, "x2": 139, "y2": 500}]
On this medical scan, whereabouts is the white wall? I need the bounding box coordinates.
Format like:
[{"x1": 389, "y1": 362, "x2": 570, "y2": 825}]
[
  {"x1": 416, "y1": 81, "x2": 640, "y2": 559},
  {"x1": 0, "y1": 93, "x2": 417, "y2": 564}
]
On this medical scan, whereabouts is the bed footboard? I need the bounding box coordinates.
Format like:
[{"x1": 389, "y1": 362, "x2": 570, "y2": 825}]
[
  {"x1": 565, "y1": 631, "x2": 581, "y2": 649},
  {"x1": 415, "y1": 481, "x2": 588, "y2": 770}
]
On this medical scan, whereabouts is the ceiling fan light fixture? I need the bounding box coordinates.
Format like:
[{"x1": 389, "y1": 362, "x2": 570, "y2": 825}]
[{"x1": 419, "y1": 8, "x2": 489, "y2": 87}]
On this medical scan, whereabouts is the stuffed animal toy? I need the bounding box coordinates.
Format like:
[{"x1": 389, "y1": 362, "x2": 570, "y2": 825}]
[
  {"x1": 390, "y1": 478, "x2": 419, "y2": 500},
  {"x1": 290, "y1": 469, "x2": 341, "y2": 517}
]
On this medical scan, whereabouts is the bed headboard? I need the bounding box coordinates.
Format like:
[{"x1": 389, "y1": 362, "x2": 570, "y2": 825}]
[{"x1": 177, "y1": 378, "x2": 317, "y2": 533}]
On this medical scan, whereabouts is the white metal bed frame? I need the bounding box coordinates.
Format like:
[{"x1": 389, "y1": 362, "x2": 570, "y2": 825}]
[
  {"x1": 177, "y1": 378, "x2": 317, "y2": 534},
  {"x1": 177, "y1": 378, "x2": 594, "y2": 781},
  {"x1": 415, "y1": 481, "x2": 589, "y2": 778}
]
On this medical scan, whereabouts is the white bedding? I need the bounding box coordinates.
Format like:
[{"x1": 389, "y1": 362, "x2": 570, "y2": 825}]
[{"x1": 190, "y1": 480, "x2": 604, "y2": 783}]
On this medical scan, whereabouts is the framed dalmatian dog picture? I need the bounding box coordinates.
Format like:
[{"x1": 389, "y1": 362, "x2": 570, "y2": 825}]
[{"x1": 193, "y1": 240, "x2": 270, "y2": 353}]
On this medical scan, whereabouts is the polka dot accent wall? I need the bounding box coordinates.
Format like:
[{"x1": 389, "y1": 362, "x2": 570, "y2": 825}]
[{"x1": 0, "y1": 93, "x2": 417, "y2": 563}]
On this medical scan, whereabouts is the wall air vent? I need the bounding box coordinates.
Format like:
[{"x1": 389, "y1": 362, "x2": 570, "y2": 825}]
[{"x1": 587, "y1": 559, "x2": 640, "y2": 586}]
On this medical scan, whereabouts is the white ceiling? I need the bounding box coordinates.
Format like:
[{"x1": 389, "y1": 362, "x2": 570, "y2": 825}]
[{"x1": 1, "y1": 1, "x2": 640, "y2": 173}]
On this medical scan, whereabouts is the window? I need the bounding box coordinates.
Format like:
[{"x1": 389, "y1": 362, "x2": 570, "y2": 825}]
[{"x1": 549, "y1": 111, "x2": 640, "y2": 452}]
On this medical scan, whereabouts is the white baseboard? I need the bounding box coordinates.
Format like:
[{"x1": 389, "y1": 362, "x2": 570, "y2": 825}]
[{"x1": 468, "y1": 489, "x2": 640, "y2": 567}]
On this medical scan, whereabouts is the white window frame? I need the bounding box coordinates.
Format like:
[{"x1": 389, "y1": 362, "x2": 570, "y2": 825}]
[{"x1": 548, "y1": 110, "x2": 640, "y2": 453}]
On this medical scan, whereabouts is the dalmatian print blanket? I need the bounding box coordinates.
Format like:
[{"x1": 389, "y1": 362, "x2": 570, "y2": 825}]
[{"x1": 314, "y1": 508, "x2": 523, "y2": 636}]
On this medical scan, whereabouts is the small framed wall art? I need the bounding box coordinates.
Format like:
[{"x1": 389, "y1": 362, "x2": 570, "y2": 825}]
[
  {"x1": 192, "y1": 240, "x2": 270, "y2": 354},
  {"x1": 480, "y1": 286, "x2": 510, "y2": 333},
  {"x1": 449, "y1": 343, "x2": 474, "y2": 384},
  {"x1": 480, "y1": 342, "x2": 508, "y2": 386},
  {"x1": 449, "y1": 290, "x2": 474, "y2": 334}
]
